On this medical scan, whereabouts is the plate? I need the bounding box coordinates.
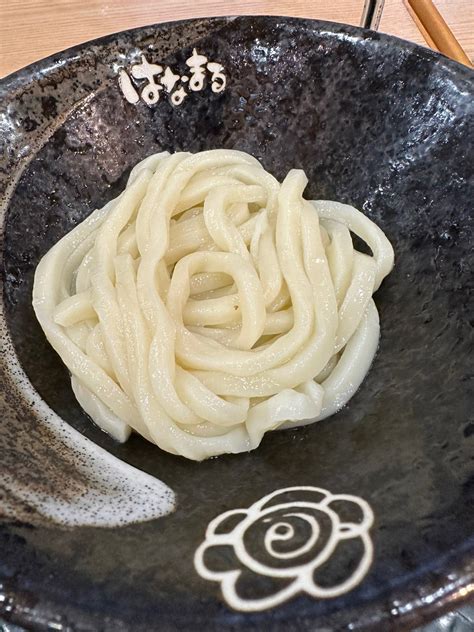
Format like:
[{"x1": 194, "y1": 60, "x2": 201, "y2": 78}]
[{"x1": 1, "y1": 16, "x2": 473, "y2": 631}]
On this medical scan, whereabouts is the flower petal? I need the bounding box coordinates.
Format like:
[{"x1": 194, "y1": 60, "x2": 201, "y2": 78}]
[
  {"x1": 234, "y1": 566, "x2": 295, "y2": 601},
  {"x1": 220, "y1": 568, "x2": 299, "y2": 612},
  {"x1": 322, "y1": 494, "x2": 374, "y2": 536},
  {"x1": 309, "y1": 533, "x2": 373, "y2": 598},
  {"x1": 206, "y1": 508, "x2": 248, "y2": 540},
  {"x1": 255, "y1": 486, "x2": 331, "y2": 512},
  {"x1": 201, "y1": 543, "x2": 239, "y2": 575}
]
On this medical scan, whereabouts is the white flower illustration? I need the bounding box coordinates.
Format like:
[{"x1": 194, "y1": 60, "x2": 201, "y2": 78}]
[{"x1": 194, "y1": 486, "x2": 374, "y2": 612}]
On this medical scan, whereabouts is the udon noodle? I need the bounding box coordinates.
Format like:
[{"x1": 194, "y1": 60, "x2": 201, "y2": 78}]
[{"x1": 33, "y1": 150, "x2": 394, "y2": 460}]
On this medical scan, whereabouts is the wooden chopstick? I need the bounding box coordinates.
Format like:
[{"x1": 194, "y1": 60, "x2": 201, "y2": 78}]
[
  {"x1": 403, "y1": 0, "x2": 438, "y2": 50},
  {"x1": 405, "y1": 0, "x2": 473, "y2": 67}
]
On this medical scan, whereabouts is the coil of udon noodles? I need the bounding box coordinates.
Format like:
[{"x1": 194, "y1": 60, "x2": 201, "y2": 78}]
[{"x1": 33, "y1": 149, "x2": 394, "y2": 461}]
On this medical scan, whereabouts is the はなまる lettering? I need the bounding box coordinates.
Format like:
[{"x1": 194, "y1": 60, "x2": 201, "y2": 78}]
[{"x1": 118, "y1": 49, "x2": 227, "y2": 107}]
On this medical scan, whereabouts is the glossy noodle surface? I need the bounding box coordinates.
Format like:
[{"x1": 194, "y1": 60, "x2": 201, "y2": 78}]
[{"x1": 33, "y1": 150, "x2": 394, "y2": 460}]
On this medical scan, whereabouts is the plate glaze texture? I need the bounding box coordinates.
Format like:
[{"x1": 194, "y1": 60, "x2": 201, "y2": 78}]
[{"x1": 0, "y1": 16, "x2": 473, "y2": 632}]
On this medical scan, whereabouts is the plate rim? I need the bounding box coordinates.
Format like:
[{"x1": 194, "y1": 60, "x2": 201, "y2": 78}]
[{"x1": 1, "y1": 13, "x2": 473, "y2": 87}]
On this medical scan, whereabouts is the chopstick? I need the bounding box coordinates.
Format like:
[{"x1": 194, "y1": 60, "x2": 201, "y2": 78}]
[
  {"x1": 403, "y1": 1, "x2": 438, "y2": 50},
  {"x1": 404, "y1": 0, "x2": 473, "y2": 67}
]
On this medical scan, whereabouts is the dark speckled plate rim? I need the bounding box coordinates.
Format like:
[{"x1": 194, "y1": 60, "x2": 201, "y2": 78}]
[
  {"x1": 2, "y1": 14, "x2": 474, "y2": 89},
  {"x1": 0, "y1": 15, "x2": 473, "y2": 632}
]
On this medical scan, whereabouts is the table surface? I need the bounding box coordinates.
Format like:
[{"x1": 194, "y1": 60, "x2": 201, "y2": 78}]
[{"x1": 1, "y1": 0, "x2": 473, "y2": 78}]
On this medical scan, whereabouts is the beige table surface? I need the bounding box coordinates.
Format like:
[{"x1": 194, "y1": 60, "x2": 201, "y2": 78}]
[{"x1": 1, "y1": 0, "x2": 473, "y2": 78}]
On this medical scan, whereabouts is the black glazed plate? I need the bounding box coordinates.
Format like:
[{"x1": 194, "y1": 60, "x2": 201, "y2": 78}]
[{"x1": 1, "y1": 15, "x2": 473, "y2": 631}]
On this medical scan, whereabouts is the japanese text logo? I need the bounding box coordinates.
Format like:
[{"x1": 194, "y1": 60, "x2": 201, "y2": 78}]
[{"x1": 118, "y1": 49, "x2": 226, "y2": 107}]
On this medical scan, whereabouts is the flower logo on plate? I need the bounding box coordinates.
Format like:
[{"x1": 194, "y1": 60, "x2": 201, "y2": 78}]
[{"x1": 194, "y1": 486, "x2": 374, "y2": 612}]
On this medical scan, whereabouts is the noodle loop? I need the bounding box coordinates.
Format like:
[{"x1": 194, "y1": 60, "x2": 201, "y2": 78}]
[{"x1": 33, "y1": 150, "x2": 394, "y2": 460}]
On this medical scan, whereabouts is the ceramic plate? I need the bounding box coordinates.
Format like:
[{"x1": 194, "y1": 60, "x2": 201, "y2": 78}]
[{"x1": 1, "y1": 16, "x2": 473, "y2": 631}]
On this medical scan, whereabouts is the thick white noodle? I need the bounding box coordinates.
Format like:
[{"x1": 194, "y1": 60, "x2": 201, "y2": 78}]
[{"x1": 32, "y1": 150, "x2": 394, "y2": 461}]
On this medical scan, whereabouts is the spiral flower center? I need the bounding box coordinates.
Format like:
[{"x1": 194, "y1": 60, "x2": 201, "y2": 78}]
[{"x1": 264, "y1": 512, "x2": 320, "y2": 559}]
